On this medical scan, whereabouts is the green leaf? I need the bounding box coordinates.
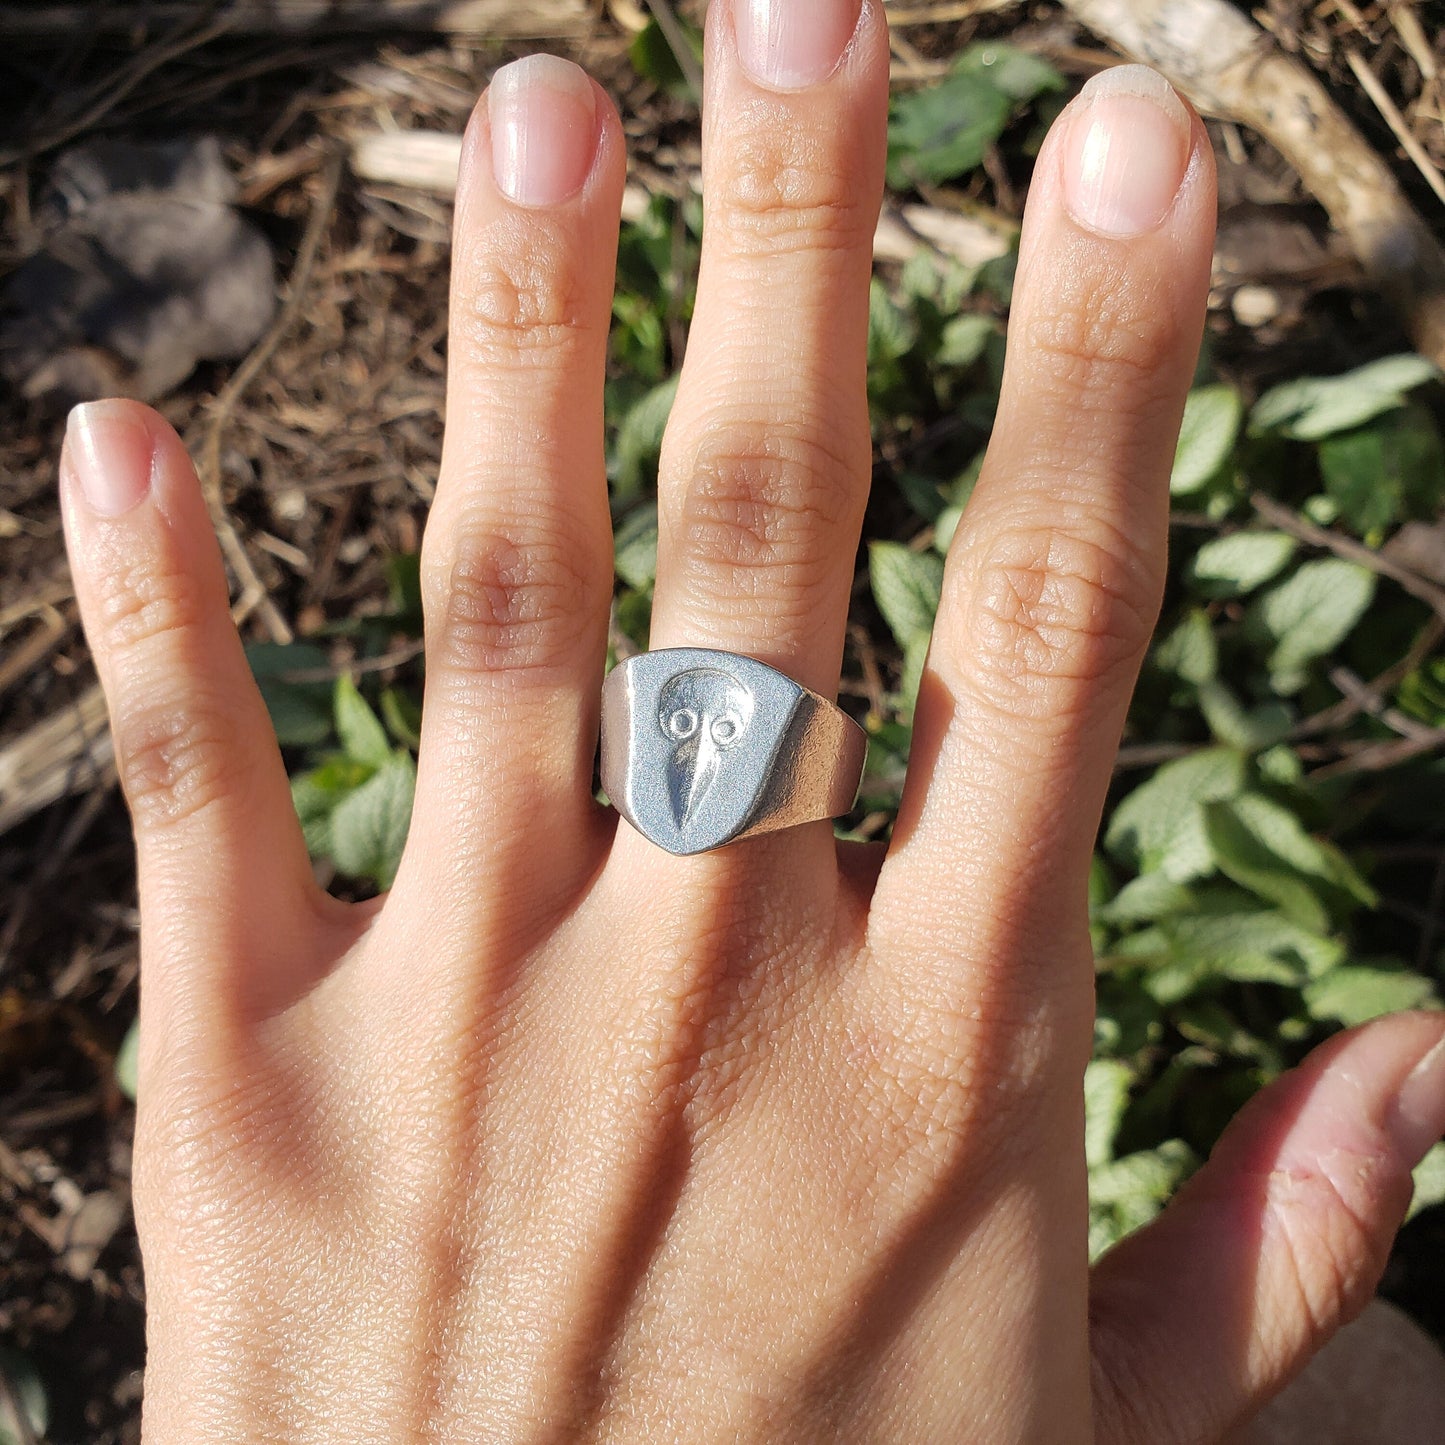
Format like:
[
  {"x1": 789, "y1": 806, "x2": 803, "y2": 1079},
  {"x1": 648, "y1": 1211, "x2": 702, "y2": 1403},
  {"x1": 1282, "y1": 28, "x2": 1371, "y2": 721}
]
[
  {"x1": 115, "y1": 1016, "x2": 139, "y2": 1101},
  {"x1": 937, "y1": 313, "x2": 995, "y2": 369},
  {"x1": 1408, "y1": 1141, "x2": 1445, "y2": 1223},
  {"x1": 0, "y1": 1347, "x2": 48, "y2": 1445},
  {"x1": 613, "y1": 375, "x2": 678, "y2": 501},
  {"x1": 1154, "y1": 607, "x2": 1217, "y2": 684},
  {"x1": 1303, "y1": 966, "x2": 1438, "y2": 1027},
  {"x1": 895, "y1": 470, "x2": 948, "y2": 524},
  {"x1": 614, "y1": 588, "x2": 651, "y2": 653},
  {"x1": 1227, "y1": 792, "x2": 1376, "y2": 908},
  {"x1": 1196, "y1": 681, "x2": 1292, "y2": 751},
  {"x1": 1188, "y1": 531, "x2": 1297, "y2": 598},
  {"x1": 383, "y1": 551, "x2": 423, "y2": 626},
  {"x1": 1105, "y1": 748, "x2": 1247, "y2": 881},
  {"x1": 1249, "y1": 354, "x2": 1441, "y2": 440},
  {"x1": 900, "y1": 250, "x2": 978, "y2": 312},
  {"x1": 1117, "y1": 903, "x2": 1343, "y2": 1004},
  {"x1": 1084, "y1": 1058, "x2": 1134, "y2": 1168},
  {"x1": 380, "y1": 687, "x2": 422, "y2": 750},
  {"x1": 290, "y1": 757, "x2": 373, "y2": 857},
  {"x1": 1203, "y1": 800, "x2": 1331, "y2": 933},
  {"x1": 953, "y1": 42, "x2": 1063, "y2": 100},
  {"x1": 1319, "y1": 404, "x2": 1445, "y2": 538},
  {"x1": 334, "y1": 675, "x2": 392, "y2": 769},
  {"x1": 1171, "y1": 384, "x2": 1242, "y2": 494},
  {"x1": 613, "y1": 502, "x2": 660, "y2": 591},
  {"x1": 329, "y1": 751, "x2": 416, "y2": 889},
  {"x1": 1095, "y1": 871, "x2": 1198, "y2": 926},
  {"x1": 869, "y1": 541, "x2": 944, "y2": 653},
  {"x1": 246, "y1": 642, "x2": 334, "y2": 747},
  {"x1": 899, "y1": 636, "x2": 931, "y2": 721},
  {"x1": 867, "y1": 278, "x2": 918, "y2": 366},
  {"x1": 886, "y1": 43, "x2": 1062, "y2": 189},
  {"x1": 1255, "y1": 559, "x2": 1376, "y2": 691},
  {"x1": 628, "y1": 17, "x2": 703, "y2": 99},
  {"x1": 1088, "y1": 1139, "x2": 1196, "y2": 1259}
]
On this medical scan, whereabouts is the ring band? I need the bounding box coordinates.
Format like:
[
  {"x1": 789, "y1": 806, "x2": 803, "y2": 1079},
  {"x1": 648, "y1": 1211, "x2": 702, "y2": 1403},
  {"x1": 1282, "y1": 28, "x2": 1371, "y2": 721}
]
[{"x1": 600, "y1": 648, "x2": 868, "y2": 856}]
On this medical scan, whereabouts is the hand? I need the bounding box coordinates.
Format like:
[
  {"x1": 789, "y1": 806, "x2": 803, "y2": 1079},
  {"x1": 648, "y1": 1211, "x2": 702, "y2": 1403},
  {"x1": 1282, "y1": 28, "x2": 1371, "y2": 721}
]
[{"x1": 59, "y1": 3, "x2": 1445, "y2": 1440}]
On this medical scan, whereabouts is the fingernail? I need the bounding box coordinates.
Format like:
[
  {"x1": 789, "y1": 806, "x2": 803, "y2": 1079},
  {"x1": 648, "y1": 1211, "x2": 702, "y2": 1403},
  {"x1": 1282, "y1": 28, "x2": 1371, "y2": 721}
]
[
  {"x1": 734, "y1": 0, "x2": 862, "y2": 90},
  {"x1": 1061, "y1": 64, "x2": 1192, "y2": 238},
  {"x1": 488, "y1": 54, "x2": 597, "y2": 207},
  {"x1": 63, "y1": 401, "x2": 154, "y2": 517},
  {"x1": 1392, "y1": 1030, "x2": 1445, "y2": 1164}
]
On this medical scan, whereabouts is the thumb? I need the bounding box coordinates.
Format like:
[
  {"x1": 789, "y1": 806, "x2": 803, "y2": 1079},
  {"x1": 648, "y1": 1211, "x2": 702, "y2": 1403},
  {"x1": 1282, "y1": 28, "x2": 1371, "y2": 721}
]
[{"x1": 1088, "y1": 1010, "x2": 1445, "y2": 1444}]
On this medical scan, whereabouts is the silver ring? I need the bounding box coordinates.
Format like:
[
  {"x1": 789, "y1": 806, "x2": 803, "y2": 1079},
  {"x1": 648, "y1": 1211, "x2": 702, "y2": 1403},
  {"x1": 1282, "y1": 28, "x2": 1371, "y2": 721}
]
[{"x1": 600, "y1": 648, "x2": 868, "y2": 856}]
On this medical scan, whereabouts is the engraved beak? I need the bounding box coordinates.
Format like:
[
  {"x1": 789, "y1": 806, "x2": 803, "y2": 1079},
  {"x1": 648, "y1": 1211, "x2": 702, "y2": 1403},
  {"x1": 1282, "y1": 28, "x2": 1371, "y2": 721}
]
[{"x1": 667, "y1": 727, "x2": 721, "y2": 829}]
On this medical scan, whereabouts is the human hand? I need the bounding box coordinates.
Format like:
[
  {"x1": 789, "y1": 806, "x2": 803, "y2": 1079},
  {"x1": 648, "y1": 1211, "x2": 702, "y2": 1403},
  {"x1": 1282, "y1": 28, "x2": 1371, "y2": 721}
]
[{"x1": 59, "y1": 2, "x2": 1445, "y2": 1440}]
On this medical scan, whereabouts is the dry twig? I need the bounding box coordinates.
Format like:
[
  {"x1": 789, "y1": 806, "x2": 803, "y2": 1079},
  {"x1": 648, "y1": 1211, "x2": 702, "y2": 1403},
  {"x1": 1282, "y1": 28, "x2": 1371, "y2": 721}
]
[
  {"x1": 1250, "y1": 492, "x2": 1445, "y2": 624},
  {"x1": 1345, "y1": 47, "x2": 1445, "y2": 208},
  {"x1": 196, "y1": 148, "x2": 346, "y2": 644}
]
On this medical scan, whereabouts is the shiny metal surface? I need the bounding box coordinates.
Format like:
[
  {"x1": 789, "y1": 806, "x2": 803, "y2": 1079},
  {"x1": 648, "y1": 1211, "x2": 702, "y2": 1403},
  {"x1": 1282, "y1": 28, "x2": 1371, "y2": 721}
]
[{"x1": 600, "y1": 648, "x2": 868, "y2": 855}]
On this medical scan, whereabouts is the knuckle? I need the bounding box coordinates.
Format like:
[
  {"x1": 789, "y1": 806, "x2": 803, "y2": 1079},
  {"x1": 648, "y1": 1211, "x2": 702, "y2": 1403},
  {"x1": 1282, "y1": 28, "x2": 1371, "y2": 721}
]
[
  {"x1": 712, "y1": 124, "x2": 874, "y2": 258},
  {"x1": 115, "y1": 688, "x2": 250, "y2": 832},
  {"x1": 453, "y1": 217, "x2": 598, "y2": 367},
  {"x1": 1019, "y1": 279, "x2": 1177, "y2": 401},
  {"x1": 93, "y1": 551, "x2": 205, "y2": 658},
  {"x1": 669, "y1": 427, "x2": 860, "y2": 615},
  {"x1": 425, "y1": 520, "x2": 602, "y2": 675},
  {"x1": 953, "y1": 515, "x2": 1160, "y2": 721}
]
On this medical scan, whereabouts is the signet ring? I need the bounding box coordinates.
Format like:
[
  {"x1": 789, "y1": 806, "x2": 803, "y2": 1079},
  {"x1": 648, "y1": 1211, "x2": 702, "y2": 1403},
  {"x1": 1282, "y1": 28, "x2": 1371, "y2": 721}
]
[{"x1": 600, "y1": 648, "x2": 868, "y2": 856}]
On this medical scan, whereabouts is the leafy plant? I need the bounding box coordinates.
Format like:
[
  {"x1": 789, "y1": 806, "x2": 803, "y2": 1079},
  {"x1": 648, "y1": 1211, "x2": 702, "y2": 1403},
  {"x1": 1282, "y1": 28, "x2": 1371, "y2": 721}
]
[
  {"x1": 285, "y1": 674, "x2": 417, "y2": 890},
  {"x1": 887, "y1": 43, "x2": 1063, "y2": 189}
]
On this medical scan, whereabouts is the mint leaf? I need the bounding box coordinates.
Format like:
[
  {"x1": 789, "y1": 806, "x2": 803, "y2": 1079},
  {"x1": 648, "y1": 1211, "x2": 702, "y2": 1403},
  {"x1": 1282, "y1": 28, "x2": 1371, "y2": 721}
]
[
  {"x1": 1319, "y1": 404, "x2": 1445, "y2": 538},
  {"x1": 1196, "y1": 681, "x2": 1292, "y2": 751},
  {"x1": 1408, "y1": 1142, "x2": 1445, "y2": 1223},
  {"x1": 247, "y1": 641, "x2": 333, "y2": 747},
  {"x1": 1105, "y1": 748, "x2": 1247, "y2": 881},
  {"x1": 1188, "y1": 531, "x2": 1297, "y2": 598},
  {"x1": 613, "y1": 375, "x2": 677, "y2": 501},
  {"x1": 115, "y1": 1017, "x2": 139, "y2": 1102},
  {"x1": 0, "y1": 1347, "x2": 48, "y2": 1445},
  {"x1": 1255, "y1": 559, "x2": 1376, "y2": 692},
  {"x1": 1250, "y1": 354, "x2": 1441, "y2": 440},
  {"x1": 1154, "y1": 607, "x2": 1217, "y2": 684},
  {"x1": 613, "y1": 502, "x2": 659, "y2": 591},
  {"x1": 1303, "y1": 966, "x2": 1437, "y2": 1027},
  {"x1": 870, "y1": 541, "x2": 944, "y2": 653},
  {"x1": 335, "y1": 675, "x2": 391, "y2": 770},
  {"x1": 1084, "y1": 1059, "x2": 1134, "y2": 1168},
  {"x1": 1171, "y1": 384, "x2": 1241, "y2": 494},
  {"x1": 329, "y1": 751, "x2": 415, "y2": 889},
  {"x1": 887, "y1": 42, "x2": 1061, "y2": 188}
]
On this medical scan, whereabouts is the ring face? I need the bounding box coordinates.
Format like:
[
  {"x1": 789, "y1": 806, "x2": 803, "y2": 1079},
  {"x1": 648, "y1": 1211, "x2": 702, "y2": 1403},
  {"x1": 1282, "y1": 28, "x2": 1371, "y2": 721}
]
[{"x1": 600, "y1": 648, "x2": 867, "y2": 856}]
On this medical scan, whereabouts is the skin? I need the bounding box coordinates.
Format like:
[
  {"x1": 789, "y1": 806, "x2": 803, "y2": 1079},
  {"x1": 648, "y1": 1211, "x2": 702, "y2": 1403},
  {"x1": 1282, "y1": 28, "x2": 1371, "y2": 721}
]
[{"x1": 58, "y1": 4, "x2": 1444, "y2": 1441}]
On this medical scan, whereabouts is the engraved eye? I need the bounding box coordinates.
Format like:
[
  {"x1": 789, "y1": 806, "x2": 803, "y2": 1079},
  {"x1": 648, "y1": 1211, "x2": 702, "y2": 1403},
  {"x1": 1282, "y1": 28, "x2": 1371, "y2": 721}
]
[
  {"x1": 711, "y1": 714, "x2": 741, "y2": 746},
  {"x1": 667, "y1": 708, "x2": 698, "y2": 740}
]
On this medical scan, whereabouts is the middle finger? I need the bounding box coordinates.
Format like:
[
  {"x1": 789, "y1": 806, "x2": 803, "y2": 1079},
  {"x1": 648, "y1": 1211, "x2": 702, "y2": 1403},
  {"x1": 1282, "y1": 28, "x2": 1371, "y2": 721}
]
[{"x1": 647, "y1": 0, "x2": 889, "y2": 701}]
